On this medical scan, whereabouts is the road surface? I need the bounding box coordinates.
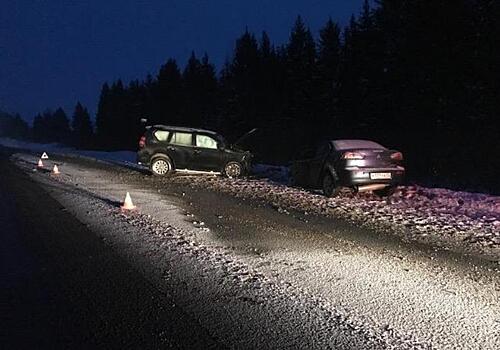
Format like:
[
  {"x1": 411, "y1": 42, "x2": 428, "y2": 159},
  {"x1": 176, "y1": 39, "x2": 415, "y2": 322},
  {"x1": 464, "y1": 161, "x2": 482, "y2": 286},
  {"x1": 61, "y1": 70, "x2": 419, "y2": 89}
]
[{"x1": 2, "y1": 148, "x2": 500, "y2": 349}]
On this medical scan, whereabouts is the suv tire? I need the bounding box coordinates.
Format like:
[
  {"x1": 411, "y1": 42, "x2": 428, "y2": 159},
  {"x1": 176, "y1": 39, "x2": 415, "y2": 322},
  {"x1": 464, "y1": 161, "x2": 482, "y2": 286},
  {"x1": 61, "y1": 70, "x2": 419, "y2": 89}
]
[
  {"x1": 151, "y1": 156, "x2": 173, "y2": 176},
  {"x1": 224, "y1": 161, "x2": 243, "y2": 178}
]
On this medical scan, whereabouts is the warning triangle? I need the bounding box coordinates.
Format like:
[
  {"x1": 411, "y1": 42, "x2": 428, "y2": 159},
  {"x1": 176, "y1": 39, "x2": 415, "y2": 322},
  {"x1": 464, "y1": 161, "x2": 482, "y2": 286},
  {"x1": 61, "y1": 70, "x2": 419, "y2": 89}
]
[{"x1": 41, "y1": 152, "x2": 49, "y2": 159}]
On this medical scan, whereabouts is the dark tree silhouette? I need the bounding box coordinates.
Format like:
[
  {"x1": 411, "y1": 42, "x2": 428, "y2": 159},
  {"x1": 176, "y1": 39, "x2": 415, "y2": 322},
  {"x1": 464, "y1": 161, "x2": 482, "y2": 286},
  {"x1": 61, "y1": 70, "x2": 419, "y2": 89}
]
[
  {"x1": 219, "y1": 30, "x2": 261, "y2": 139},
  {"x1": 50, "y1": 107, "x2": 71, "y2": 143},
  {"x1": 154, "y1": 58, "x2": 183, "y2": 126},
  {"x1": 71, "y1": 102, "x2": 93, "y2": 149},
  {"x1": 182, "y1": 52, "x2": 218, "y2": 129},
  {"x1": 31, "y1": 108, "x2": 70, "y2": 144},
  {"x1": 95, "y1": 82, "x2": 111, "y2": 147},
  {"x1": 0, "y1": 110, "x2": 30, "y2": 139},
  {"x1": 317, "y1": 18, "x2": 342, "y2": 132},
  {"x1": 284, "y1": 16, "x2": 317, "y2": 151},
  {"x1": 31, "y1": 0, "x2": 499, "y2": 193},
  {"x1": 285, "y1": 16, "x2": 317, "y2": 122}
]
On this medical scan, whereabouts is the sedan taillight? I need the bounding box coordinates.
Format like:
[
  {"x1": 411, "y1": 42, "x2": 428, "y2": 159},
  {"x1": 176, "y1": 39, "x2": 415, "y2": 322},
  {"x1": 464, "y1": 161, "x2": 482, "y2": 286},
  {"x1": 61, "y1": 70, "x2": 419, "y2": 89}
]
[
  {"x1": 343, "y1": 152, "x2": 364, "y2": 160},
  {"x1": 390, "y1": 152, "x2": 403, "y2": 161},
  {"x1": 139, "y1": 135, "x2": 146, "y2": 148}
]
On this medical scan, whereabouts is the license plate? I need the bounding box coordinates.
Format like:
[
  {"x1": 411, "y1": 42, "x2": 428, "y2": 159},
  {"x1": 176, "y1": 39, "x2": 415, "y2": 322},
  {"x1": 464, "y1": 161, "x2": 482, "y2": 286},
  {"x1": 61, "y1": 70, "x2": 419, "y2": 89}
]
[{"x1": 370, "y1": 172, "x2": 392, "y2": 180}]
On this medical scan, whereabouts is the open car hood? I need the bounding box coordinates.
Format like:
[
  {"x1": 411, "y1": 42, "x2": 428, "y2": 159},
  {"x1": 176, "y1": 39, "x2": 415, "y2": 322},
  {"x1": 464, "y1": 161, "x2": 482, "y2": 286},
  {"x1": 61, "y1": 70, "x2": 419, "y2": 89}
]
[{"x1": 232, "y1": 128, "x2": 257, "y2": 149}]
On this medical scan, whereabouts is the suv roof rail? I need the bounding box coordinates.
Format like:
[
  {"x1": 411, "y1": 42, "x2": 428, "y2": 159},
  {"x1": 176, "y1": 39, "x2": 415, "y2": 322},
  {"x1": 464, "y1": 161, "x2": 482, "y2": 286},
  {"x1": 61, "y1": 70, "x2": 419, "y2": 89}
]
[{"x1": 151, "y1": 124, "x2": 218, "y2": 135}]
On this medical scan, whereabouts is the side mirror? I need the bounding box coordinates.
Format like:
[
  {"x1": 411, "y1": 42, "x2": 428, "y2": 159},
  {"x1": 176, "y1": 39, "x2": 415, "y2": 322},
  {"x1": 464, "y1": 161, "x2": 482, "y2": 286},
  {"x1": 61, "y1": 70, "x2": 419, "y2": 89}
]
[{"x1": 140, "y1": 118, "x2": 148, "y2": 124}]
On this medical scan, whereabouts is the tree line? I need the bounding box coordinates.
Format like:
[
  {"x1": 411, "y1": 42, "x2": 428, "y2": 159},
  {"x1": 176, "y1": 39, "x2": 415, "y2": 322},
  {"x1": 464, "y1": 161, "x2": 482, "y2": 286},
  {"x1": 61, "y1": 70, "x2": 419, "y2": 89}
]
[
  {"x1": 31, "y1": 103, "x2": 94, "y2": 148},
  {"x1": 1, "y1": 103, "x2": 93, "y2": 150},
  {"x1": 0, "y1": 110, "x2": 30, "y2": 139},
  {"x1": 4, "y1": 0, "x2": 500, "y2": 193}
]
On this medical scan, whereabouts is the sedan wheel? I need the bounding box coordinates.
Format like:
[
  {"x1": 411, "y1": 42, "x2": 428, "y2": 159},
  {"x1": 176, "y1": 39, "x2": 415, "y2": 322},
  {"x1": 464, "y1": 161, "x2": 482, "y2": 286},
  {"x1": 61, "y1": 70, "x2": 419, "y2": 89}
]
[
  {"x1": 322, "y1": 173, "x2": 339, "y2": 197},
  {"x1": 224, "y1": 162, "x2": 242, "y2": 178},
  {"x1": 151, "y1": 158, "x2": 172, "y2": 176}
]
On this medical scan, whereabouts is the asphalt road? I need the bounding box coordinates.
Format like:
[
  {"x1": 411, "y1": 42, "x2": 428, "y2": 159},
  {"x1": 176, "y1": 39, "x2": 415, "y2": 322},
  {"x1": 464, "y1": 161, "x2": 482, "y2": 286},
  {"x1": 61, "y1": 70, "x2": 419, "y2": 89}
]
[
  {"x1": 3, "y1": 149, "x2": 500, "y2": 349},
  {"x1": 0, "y1": 150, "x2": 221, "y2": 349}
]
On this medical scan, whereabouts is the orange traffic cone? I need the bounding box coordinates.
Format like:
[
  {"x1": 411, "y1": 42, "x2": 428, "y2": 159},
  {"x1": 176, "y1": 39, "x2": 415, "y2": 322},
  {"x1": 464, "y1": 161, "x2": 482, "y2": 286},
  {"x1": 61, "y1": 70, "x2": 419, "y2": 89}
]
[
  {"x1": 121, "y1": 192, "x2": 136, "y2": 210},
  {"x1": 37, "y1": 159, "x2": 44, "y2": 167},
  {"x1": 52, "y1": 164, "x2": 60, "y2": 175}
]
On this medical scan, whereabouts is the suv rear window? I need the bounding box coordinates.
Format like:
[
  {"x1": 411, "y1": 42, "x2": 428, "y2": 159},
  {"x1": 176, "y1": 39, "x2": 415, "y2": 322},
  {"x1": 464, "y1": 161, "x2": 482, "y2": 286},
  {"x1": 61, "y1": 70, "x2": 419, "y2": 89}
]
[
  {"x1": 154, "y1": 130, "x2": 170, "y2": 141},
  {"x1": 170, "y1": 132, "x2": 192, "y2": 146}
]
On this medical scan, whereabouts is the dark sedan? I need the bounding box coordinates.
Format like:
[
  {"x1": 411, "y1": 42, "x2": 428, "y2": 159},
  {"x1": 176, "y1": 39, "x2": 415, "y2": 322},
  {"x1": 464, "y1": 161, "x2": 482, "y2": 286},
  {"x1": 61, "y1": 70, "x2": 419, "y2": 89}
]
[{"x1": 291, "y1": 139, "x2": 405, "y2": 197}]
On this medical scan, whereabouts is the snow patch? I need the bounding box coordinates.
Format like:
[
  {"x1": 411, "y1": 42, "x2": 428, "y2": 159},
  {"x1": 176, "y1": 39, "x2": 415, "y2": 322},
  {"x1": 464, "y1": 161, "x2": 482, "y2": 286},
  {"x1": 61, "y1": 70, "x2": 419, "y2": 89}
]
[{"x1": 3, "y1": 137, "x2": 499, "y2": 251}]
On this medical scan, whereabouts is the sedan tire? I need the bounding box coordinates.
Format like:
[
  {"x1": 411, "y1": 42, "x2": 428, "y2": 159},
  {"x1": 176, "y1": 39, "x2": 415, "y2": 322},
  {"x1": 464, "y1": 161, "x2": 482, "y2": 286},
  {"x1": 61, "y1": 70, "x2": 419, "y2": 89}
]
[{"x1": 322, "y1": 172, "x2": 340, "y2": 197}]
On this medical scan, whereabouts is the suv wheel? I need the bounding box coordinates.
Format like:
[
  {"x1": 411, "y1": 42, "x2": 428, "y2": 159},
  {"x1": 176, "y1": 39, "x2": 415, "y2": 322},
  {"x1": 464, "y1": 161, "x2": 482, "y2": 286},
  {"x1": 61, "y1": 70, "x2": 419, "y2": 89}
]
[
  {"x1": 224, "y1": 162, "x2": 242, "y2": 178},
  {"x1": 322, "y1": 172, "x2": 339, "y2": 197},
  {"x1": 151, "y1": 156, "x2": 173, "y2": 176}
]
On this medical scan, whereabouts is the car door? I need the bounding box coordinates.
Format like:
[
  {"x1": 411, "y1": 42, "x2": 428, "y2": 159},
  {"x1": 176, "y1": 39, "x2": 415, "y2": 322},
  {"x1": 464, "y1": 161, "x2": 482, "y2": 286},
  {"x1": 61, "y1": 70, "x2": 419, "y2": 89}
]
[
  {"x1": 308, "y1": 142, "x2": 330, "y2": 187},
  {"x1": 167, "y1": 131, "x2": 195, "y2": 169},
  {"x1": 191, "y1": 133, "x2": 224, "y2": 171},
  {"x1": 291, "y1": 146, "x2": 315, "y2": 186}
]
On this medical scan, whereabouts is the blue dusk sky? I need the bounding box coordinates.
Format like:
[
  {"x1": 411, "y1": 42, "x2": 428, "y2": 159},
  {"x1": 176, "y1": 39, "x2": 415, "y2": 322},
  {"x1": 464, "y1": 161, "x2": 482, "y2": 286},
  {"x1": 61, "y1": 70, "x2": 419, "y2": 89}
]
[{"x1": 1, "y1": 0, "x2": 363, "y2": 121}]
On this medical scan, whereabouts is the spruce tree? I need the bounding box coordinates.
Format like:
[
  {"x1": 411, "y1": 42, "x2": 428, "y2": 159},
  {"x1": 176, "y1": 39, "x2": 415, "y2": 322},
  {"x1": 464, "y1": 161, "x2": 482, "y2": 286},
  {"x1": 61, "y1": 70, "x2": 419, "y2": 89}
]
[
  {"x1": 284, "y1": 16, "x2": 317, "y2": 148},
  {"x1": 183, "y1": 52, "x2": 203, "y2": 127},
  {"x1": 317, "y1": 18, "x2": 341, "y2": 131},
  {"x1": 95, "y1": 82, "x2": 111, "y2": 147},
  {"x1": 199, "y1": 53, "x2": 218, "y2": 128},
  {"x1": 219, "y1": 30, "x2": 260, "y2": 139},
  {"x1": 71, "y1": 102, "x2": 93, "y2": 149},
  {"x1": 51, "y1": 107, "x2": 71, "y2": 143},
  {"x1": 155, "y1": 58, "x2": 183, "y2": 126}
]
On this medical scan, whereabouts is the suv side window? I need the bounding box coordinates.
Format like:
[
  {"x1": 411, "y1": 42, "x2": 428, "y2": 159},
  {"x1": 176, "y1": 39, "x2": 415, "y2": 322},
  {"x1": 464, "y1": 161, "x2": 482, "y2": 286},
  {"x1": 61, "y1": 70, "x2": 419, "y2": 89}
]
[
  {"x1": 195, "y1": 134, "x2": 218, "y2": 149},
  {"x1": 154, "y1": 130, "x2": 170, "y2": 142},
  {"x1": 170, "y1": 132, "x2": 192, "y2": 146}
]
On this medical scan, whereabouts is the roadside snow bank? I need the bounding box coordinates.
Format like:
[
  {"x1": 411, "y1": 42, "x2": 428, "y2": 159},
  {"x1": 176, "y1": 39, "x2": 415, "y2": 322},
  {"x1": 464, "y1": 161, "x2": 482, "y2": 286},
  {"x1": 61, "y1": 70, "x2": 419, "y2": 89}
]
[
  {"x1": 0, "y1": 137, "x2": 137, "y2": 168},
  {"x1": 252, "y1": 164, "x2": 290, "y2": 183},
  {"x1": 160, "y1": 175, "x2": 500, "y2": 255},
  {"x1": 3, "y1": 137, "x2": 499, "y2": 255}
]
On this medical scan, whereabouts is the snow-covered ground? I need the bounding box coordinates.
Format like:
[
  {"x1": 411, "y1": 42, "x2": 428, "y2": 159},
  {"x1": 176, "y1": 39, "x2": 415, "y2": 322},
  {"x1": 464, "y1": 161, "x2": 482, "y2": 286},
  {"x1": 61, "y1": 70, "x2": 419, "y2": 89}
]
[
  {"x1": 2, "y1": 137, "x2": 499, "y2": 256},
  {"x1": 8, "y1": 151, "x2": 500, "y2": 349},
  {"x1": 0, "y1": 137, "x2": 137, "y2": 167}
]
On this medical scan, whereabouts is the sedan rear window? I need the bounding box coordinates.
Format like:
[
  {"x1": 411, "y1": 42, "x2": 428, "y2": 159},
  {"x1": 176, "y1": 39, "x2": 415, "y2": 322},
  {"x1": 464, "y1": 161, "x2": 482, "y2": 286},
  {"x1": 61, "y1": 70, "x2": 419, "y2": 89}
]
[{"x1": 332, "y1": 139, "x2": 385, "y2": 150}]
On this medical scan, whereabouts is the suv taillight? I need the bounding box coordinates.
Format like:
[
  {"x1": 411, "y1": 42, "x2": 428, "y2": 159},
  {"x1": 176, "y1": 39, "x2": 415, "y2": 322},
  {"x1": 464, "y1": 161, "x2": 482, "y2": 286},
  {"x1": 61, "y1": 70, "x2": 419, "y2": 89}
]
[
  {"x1": 390, "y1": 152, "x2": 403, "y2": 161},
  {"x1": 139, "y1": 135, "x2": 146, "y2": 148},
  {"x1": 343, "y1": 152, "x2": 364, "y2": 160}
]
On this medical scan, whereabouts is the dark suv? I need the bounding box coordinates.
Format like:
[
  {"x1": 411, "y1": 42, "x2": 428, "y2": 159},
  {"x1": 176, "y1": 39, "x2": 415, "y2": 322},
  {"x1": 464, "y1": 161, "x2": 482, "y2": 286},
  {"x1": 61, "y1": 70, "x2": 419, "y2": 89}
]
[{"x1": 137, "y1": 125, "x2": 253, "y2": 178}]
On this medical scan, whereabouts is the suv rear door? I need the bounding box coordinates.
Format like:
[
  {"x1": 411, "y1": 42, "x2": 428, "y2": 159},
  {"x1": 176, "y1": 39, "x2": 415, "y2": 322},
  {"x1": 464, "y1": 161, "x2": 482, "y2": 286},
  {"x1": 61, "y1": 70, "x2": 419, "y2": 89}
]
[
  {"x1": 192, "y1": 133, "x2": 224, "y2": 171},
  {"x1": 167, "y1": 131, "x2": 195, "y2": 169}
]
